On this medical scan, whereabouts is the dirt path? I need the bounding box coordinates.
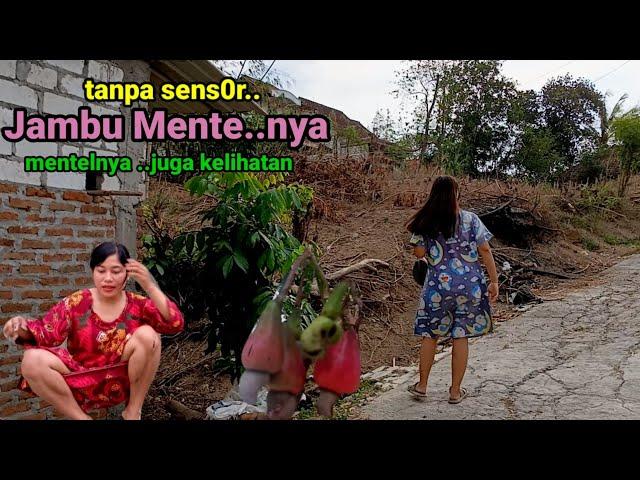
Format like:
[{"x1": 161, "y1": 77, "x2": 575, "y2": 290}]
[{"x1": 362, "y1": 254, "x2": 640, "y2": 419}]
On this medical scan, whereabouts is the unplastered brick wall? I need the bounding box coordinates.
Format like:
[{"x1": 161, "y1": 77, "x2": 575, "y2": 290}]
[
  {"x1": 0, "y1": 181, "x2": 116, "y2": 419},
  {"x1": 0, "y1": 60, "x2": 126, "y2": 191}
]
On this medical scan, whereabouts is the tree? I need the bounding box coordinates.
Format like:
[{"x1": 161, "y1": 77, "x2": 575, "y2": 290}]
[
  {"x1": 393, "y1": 60, "x2": 455, "y2": 161},
  {"x1": 611, "y1": 111, "x2": 640, "y2": 196},
  {"x1": 540, "y1": 75, "x2": 602, "y2": 170},
  {"x1": 513, "y1": 127, "x2": 563, "y2": 182},
  {"x1": 371, "y1": 108, "x2": 397, "y2": 142},
  {"x1": 597, "y1": 93, "x2": 630, "y2": 146},
  {"x1": 439, "y1": 60, "x2": 518, "y2": 175},
  {"x1": 142, "y1": 173, "x2": 314, "y2": 378}
]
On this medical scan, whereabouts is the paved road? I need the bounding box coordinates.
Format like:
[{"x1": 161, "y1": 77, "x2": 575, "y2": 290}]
[{"x1": 363, "y1": 254, "x2": 640, "y2": 419}]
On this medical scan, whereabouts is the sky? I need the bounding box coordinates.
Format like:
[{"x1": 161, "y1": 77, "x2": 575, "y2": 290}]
[{"x1": 265, "y1": 60, "x2": 640, "y2": 131}]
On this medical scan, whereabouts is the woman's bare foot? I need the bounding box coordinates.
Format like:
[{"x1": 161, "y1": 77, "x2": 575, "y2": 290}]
[{"x1": 121, "y1": 407, "x2": 142, "y2": 420}]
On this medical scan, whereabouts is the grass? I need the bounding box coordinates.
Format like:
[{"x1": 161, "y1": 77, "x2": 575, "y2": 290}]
[
  {"x1": 581, "y1": 236, "x2": 600, "y2": 251},
  {"x1": 570, "y1": 214, "x2": 596, "y2": 232},
  {"x1": 603, "y1": 233, "x2": 624, "y2": 246},
  {"x1": 296, "y1": 379, "x2": 380, "y2": 420}
]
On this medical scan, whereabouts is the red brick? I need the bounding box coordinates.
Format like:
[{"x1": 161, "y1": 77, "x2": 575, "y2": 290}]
[
  {"x1": 43, "y1": 254, "x2": 72, "y2": 262},
  {"x1": 15, "y1": 390, "x2": 35, "y2": 400},
  {"x1": 16, "y1": 412, "x2": 47, "y2": 420},
  {"x1": 45, "y1": 228, "x2": 73, "y2": 236},
  {"x1": 19, "y1": 265, "x2": 50, "y2": 274},
  {"x1": 21, "y1": 290, "x2": 53, "y2": 299},
  {"x1": 0, "y1": 239, "x2": 15, "y2": 247},
  {"x1": 25, "y1": 214, "x2": 54, "y2": 222},
  {"x1": 91, "y1": 218, "x2": 116, "y2": 227},
  {"x1": 8, "y1": 198, "x2": 39, "y2": 210},
  {"x1": 0, "y1": 291, "x2": 13, "y2": 299},
  {"x1": 62, "y1": 217, "x2": 88, "y2": 225},
  {"x1": 0, "y1": 211, "x2": 19, "y2": 221},
  {"x1": 0, "y1": 183, "x2": 18, "y2": 193},
  {"x1": 59, "y1": 289, "x2": 78, "y2": 297},
  {"x1": 38, "y1": 302, "x2": 57, "y2": 313},
  {"x1": 21, "y1": 239, "x2": 53, "y2": 249},
  {"x1": 0, "y1": 370, "x2": 10, "y2": 379},
  {"x1": 78, "y1": 230, "x2": 107, "y2": 238},
  {"x1": 0, "y1": 355, "x2": 21, "y2": 367},
  {"x1": 0, "y1": 393, "x2": 12, "y2": 406},
  {"x1": 1, "y1": 303, "x2": 32, "y2": 313},
  {"x1": 76, "y1": 253, "x2": 90, "y2": 262},
  {"x1": 8, "y1": 226, "x2": 38, "y2": 235},
  {"x1": 3, "y1": 252, "x2": 37, "y2": 261},
  {"x1": 81, "y1": 205, "x2": 107, "y2": 214},
  {"x1": 75, "y1": 278, "x2": 89, "y2": 286},
  {"x1": 0, "y1": 379, "x2": 19, "y2": 392},
  {"x1": 60, "y1": 265, "x2": 84, "y2": 274},
  {"x1": 0, "y1": 317, "x2": 11, "y2": 326},
  {"x1": 39, "y1": 276, "x2": 68, "y2": 286},
  {"x1": 0, "y1": 265, "x2": 12, "y2": 274},
  {"x1": 25, "y1": 187, "x2": 55, "y2": 199},
  {"x1": 48, "y1": 202, "x2": 75, "y2": 212},
  {"x1": 0, "y1": 402, "x2": 30, "y2": 416},
  {"x1": 38, "y1": 399, "x2": 52, "y2": 409},
  {"x1": 60, "y1": 241, "x2": 86, "y2": 249},
  {"x1": 2, "y1": 278, "x2": 32, "y2": 287},
  {"x1": 62, "y1": 191, "x2": 92, "y2": 203}
]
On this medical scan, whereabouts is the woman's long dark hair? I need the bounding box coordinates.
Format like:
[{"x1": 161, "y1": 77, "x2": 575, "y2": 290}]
[{"x1": 406, "y1": 176, "x2": 460, "y2": 240}]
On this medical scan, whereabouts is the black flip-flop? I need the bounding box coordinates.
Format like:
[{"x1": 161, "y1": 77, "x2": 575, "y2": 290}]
[{"x1": 407, "y1": 382, "x2": 427, "y2": 398}]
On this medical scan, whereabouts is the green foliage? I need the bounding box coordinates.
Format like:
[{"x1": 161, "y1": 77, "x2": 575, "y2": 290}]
[
  {"x1": 611, "y1": 111, "x2": 640, "y2": 195},
  {"x1": 576, "y1": 183, "x2": 622, "y2": 211},
  {"x1": 141, "y1": 172, "x2": 313, "y2": 378},
  {"x1": 392, "y1": 61, "x2": 624, "y2": 183},
  {"x1": 581, "y1": 236, "x2": 600, "y2": 251}
]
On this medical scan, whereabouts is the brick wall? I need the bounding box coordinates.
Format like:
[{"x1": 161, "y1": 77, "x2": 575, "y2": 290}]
[
  {"x1": 0, "y1": 60, "x2": 126, "y2": 191},
  {"x1": 0, "y1": 180, "x2": 117, "y2": 419}
]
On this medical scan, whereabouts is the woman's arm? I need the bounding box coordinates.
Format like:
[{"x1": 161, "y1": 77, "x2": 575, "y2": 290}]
[
  {"x1": 126, "y1": 259, "x2": 185, "y2": 334},
  {"x1": 3, "y1": 300, "x2": 71, "y2": 347},
  {"x1": 478, "y1": 242, "x2": 499, "y2": 303}
]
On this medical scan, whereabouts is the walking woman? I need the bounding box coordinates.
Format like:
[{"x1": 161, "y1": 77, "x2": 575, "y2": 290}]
[
  {"x1": 406, "y1": 176, "x2": 499, "y2": 403},
  {"x1": 2, "y1": 242, "x2": 184, "y2": 419}
]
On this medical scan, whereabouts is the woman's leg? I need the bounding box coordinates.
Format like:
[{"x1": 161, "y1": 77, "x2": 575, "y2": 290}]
[
  {"x1": 121, "y1": 325, "x2": 161, "y2": 420},
  {"x1": 21, "y1": 349, "x2": 92, "y2": 420},
  {"x1": 450, "y1": 337, "x2": 469, "y2": 399},
  {"x1": 415, "y1": 337, "x2": 438, "y2": 394}
]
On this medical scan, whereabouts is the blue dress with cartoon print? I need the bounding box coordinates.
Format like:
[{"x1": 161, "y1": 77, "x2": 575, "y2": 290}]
[{"x1": 410, "y1": 210, "x2": 494, "y2": 339}]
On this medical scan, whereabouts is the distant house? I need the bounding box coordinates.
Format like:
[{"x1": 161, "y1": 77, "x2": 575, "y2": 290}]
[{"x1": 244, "y1": 76, "x2": 387, "y2": 159}]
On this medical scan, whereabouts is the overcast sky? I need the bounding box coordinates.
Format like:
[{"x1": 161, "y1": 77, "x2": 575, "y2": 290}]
[{"x1": 268, "y1": 60, "x2": 639, "y2": 130}]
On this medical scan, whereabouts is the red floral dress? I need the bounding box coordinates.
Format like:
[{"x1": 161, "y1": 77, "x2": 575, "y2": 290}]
[{"x1": 18, "y1": 289, "x2": 184, "y2": 412}]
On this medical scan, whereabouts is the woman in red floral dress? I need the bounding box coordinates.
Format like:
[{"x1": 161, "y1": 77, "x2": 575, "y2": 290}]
[{"x1": 2, "y1": 242, "x2": 184, "y2": 420}]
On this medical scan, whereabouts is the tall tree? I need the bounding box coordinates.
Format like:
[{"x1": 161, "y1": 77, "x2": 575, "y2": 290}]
[
  {"x1": 440, "y1": 60, "x2": 518, "y2": 175},
  {"x1": 394, "y1": 60, "x2": 455, "y2": 160},
  {"x1": 540, "y1": 75, "x2": 602, "y2": 170}
]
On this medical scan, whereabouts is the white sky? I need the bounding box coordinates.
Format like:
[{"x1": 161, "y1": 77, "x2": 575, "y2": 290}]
[{"x1": 270, "y1": 60, "x2": 639, "y2": 131}]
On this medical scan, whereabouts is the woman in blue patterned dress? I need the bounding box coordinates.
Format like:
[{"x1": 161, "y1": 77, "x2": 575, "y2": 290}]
[{"x1": 406, "y1": 176, "x2": 499, "y2": 403}]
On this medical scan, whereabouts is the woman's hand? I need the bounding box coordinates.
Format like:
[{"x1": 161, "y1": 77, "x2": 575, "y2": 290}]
[
  {"x1": 2, "y1": 316, "x2": 31, "y2": 342},
  {"x1": 488, "y1": 282, "x2": 499, "y2": 303},
  {"x1": 125, "y1": 259, "x2": 156, "y2": 293}
]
